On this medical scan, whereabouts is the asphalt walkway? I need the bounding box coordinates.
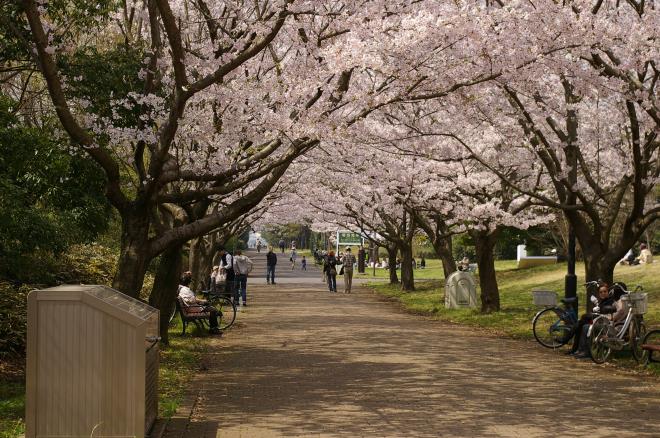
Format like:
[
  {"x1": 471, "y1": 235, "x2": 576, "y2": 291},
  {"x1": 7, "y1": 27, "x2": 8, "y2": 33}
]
[{"x1": 162, "y1": 250, "x2": 660, "y2": 437}]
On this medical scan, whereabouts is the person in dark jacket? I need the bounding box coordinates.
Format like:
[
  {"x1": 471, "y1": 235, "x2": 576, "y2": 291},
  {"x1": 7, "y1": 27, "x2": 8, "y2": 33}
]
[
  {"x1": 266, "y1": 247, "x2": 277, "y2": 284},
  {"x1": 324, "y1": 250, "x2": 338, "y2": 293},
  {"x1": 569, "y1": 283, "x2": 625, "y2": 359}
]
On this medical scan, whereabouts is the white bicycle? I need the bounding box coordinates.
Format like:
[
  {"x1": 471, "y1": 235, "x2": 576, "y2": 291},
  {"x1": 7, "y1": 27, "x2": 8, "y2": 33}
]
[{"x1": 588, "y1": 286, "x2": 647, "y2": 364}]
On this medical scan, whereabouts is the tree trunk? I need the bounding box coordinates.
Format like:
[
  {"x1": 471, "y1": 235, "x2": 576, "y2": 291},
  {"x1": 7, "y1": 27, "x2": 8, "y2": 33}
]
[
  {"x1": 189, "y1": 237, "x2": 217, "y2": 291},
  {"x1": 387, "y1": 244, "x2": 399, "y2": 284},
  {"x1": 112, "y1": 211, "x2": 150, "y2": 298},
  {"x1": 148, "y1": 244, "x2": 183, "y2": 345},
  {"x1": 400, "y1": 242, "x2": 415, "y2": 291},
  {"x1": 473, "y1": 230, "x2": 500, "y2": 313},
  {"x1": 432, "y1": 236, "x2": 456, "y2": 279},
  {"x1": 188, "y1": 237, "x2": 204, "y2": 291}
]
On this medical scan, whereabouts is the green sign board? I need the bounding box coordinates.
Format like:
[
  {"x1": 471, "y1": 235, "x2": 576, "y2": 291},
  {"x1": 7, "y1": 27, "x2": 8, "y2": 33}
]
[{"x1": 337, "y1": 231, "x2": 363, "y2": 246}]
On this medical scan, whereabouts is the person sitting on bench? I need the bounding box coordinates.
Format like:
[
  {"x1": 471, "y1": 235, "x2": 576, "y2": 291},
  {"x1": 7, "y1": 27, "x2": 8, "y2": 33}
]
[
  {"x1": 568, "y1": 283, "x2": 625, "y2": 359},
  {"x1": 178, "y1": 276, "x2": 221, "y2": 335}
]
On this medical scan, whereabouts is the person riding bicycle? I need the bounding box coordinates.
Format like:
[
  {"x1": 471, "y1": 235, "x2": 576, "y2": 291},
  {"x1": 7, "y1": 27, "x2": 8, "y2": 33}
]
[{"x1": 568, "y1": 282, "x2": 625, "y2": 358}]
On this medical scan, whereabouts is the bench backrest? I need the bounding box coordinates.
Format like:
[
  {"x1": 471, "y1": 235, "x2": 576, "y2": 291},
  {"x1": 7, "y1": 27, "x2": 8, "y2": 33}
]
[{"x1": 176, "y1": 296, "x2": 208, "y2": 317}]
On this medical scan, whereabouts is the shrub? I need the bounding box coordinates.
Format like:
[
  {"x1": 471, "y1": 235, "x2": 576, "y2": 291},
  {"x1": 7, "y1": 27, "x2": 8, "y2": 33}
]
[{"x1": 0, "y1": 282, "x2": 29, "y2": 358}]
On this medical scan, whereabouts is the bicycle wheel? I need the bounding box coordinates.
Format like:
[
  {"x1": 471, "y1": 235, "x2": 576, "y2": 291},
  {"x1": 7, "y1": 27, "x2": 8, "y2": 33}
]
[
  {"x1": 640, "y1": 329, "x2": 660, "y2": 365},
  {"x1": 532, "y1": 307, "x2": 573, "y2": 348},
  {"x1": 589, "y1": 318, "x2": 612, "y2": 364},
  {"x1": 630, "y1": 319, "x2": 647, "y2": 363},
  {"x1": 209, "y1": 296, "x2": 236, "y2": 331}
]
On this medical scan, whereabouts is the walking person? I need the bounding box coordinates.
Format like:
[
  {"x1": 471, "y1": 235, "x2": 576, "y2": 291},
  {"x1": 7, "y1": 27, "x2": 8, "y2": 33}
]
[
  {"x1": 325, "y1": 250, "x2": 338, "y2": 292},
  {"x1": 290, "y1": 248, "x2": 297, "y2": 270},
  {"x1": 219, "y1": 248, "x2": 235, "y2": 301},
  {"x1": 279, "y1": 238, "x2": 286, "y2": 254},
  {"x1": 321, "y1": 251, "x2": 327, "y2": 283},
  {"x1": 233, "y1": 249, "x2": 254, "y2": 307},
  {"x1": 301, "y1": 256, "x2": 307, "y2": 271},
  {"x1": 341, "y1": 246, "x2": 356, "y2": 293},
  {"x1": 266, "y1": 246, "x2": 277, "y2": 284}
]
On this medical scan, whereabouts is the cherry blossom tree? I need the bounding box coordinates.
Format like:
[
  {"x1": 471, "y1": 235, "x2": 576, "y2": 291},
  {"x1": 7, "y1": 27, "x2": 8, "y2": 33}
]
[{"x1": 21, "y1": 0, "x2": 364, "y2": 301}]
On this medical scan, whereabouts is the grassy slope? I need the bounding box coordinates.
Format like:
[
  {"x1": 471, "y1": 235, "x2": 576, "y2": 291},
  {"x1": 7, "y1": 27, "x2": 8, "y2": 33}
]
[{"x1": 367, "y1": 260, "x2": 660, "y2": 371}]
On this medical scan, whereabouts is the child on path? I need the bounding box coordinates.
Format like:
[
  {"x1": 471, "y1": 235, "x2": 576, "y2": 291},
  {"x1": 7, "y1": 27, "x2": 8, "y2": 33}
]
[{"x1": 301, "y1": 256, "x2": 307, "y2": 271}]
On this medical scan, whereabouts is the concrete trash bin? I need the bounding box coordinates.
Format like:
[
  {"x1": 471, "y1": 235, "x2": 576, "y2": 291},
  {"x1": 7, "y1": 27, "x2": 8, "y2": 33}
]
[{"x1": 26, "y1": 285, "x2": 159, "y2": 437}]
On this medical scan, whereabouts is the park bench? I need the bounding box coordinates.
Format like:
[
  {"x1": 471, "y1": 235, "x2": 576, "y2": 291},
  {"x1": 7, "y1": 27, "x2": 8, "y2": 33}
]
[{"x1": 175, "y1": 296, "x2": 209, "y2": 335}]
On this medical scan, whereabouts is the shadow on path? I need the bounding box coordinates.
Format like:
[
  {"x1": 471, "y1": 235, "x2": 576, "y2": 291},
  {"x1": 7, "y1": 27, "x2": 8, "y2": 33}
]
[{"x1": 164, "y1": 279, "x2": 660, "y2": 437}]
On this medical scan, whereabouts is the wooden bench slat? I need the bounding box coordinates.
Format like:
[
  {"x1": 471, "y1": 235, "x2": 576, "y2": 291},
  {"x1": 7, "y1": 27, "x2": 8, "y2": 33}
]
[{"x1": 641, "y1": 344, "x2": 660, "y2": 352}]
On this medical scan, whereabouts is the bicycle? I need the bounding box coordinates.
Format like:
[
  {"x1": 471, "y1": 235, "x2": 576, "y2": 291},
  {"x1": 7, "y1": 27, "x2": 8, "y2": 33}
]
[
  {"x1": 588, "y1": 285, "x2": 647, "y2": 364},
  {"x1": 169, "y1": 289, "x2": 237, "y2": 331},
  {"x1": 532, "y1": 293, "x2": 579, "y2": 349},
  {"x1": 201, "y1": 290, "x2": 237, "y2": 330},
  {"x1": 640, "y1": 328, "x2": 660, "y2": 366}
]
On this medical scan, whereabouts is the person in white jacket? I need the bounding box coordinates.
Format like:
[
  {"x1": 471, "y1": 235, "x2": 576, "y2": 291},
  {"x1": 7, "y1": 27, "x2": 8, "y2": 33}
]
[{"x1": 233, "y1": 249, "x2": 254, "y2": 306}]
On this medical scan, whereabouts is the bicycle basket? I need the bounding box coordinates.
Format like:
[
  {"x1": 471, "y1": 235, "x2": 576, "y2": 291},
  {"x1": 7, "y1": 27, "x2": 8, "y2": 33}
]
[
  {"x1": 532, "y1": 290, "x2": 557, "y2": 306},
  {"x1": 617, "y1": 295, "x2": 631, "y2": 314},
  {"x1": 629, "y1": 292, "x2": 648, "y2": 315}
]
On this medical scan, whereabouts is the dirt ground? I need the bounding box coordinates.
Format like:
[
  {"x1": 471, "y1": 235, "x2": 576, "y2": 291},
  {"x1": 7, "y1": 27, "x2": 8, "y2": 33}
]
[{"x1": 162, "y1": 253, "x2": 660, "y2": 438}]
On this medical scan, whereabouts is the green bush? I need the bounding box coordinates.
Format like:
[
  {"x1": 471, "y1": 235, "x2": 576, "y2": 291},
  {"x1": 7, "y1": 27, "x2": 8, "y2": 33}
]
[
  {"x1": 0, "y1": 243, "x2": 119, "y2": 359},
  {"x1": 0, "y1": 283, "x2": 29, "y2": 358},
  {"x1": 57, "y1": 243, "x2": 118, "y2": 285}
]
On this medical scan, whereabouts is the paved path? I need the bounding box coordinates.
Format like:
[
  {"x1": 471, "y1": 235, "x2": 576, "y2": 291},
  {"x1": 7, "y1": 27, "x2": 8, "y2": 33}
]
[{"x1": 163, "y1": 251, "x2": 660, "y2": 437}]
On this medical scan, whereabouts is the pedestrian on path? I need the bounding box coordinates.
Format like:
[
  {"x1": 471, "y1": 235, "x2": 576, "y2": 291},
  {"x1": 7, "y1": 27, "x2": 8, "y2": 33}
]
[
  {"x1": 279, "y1": 238, "x2": 286, "y2": 254},
  {"x1": 325, "y1": 250, "x2": 338, "y2": 292},
  {"x1": 219, "y1": 248, "x2": 235, "y2": 300},
  {"x1": 321, "y1": 251, "x2": 327, "y2": 283},
  {"x1": 290, "y1": 248, "x2": 297, "y2": 270},
  {"x1": 266, "y1": 247, "x2": 277, "y2": 284},
  {"x1": 341, "y1": 246, "x2": 356, "y2": 293},
  {"x1": 301, "y1": 256, "x2": 307, "y2": 271},
  {"x1": 233, "y1": 249, "x2": 254, "y2": 307}
]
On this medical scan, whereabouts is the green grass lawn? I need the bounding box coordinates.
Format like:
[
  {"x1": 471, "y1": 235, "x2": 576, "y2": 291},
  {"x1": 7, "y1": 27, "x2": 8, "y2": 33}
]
[
  {"x1": 0, "y1": 318, "x2": 210, "y2": 438},
  {"x1": 158, "y1": 320, "x2": 211, "y2": 418},
  {"x1": 368, "y1": 260, "x2": 660, "y2": 372},
  {"x1": 357, "y1": 258, "x2": 520, "y2": 280},
  {"x1": 0, "y1": 381, "x2": 24, "y2": 438}
]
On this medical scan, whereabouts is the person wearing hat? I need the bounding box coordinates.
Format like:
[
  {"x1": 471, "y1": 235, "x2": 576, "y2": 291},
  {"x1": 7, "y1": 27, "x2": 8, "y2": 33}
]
[{"x1": 341, "y1": 246, "x2": 357, "y2": 293}]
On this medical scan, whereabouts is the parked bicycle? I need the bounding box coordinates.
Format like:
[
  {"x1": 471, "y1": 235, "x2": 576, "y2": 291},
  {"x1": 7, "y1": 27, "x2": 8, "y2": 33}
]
[
  {"x1": 640, "y1": 328, "x2": 660, "y2": 366},
  {"x1": 532, "y1": 290, "x2": 579, "y2": 349},
  {"x1": 169, "y1": 289, "x2": 237, "y2": 331},
  {"x1": 588, "y1": 285, "x2": 647, "y2": 364},
  {"x1": 532, "y1": 281, "x2": 603, "y2": 349}
]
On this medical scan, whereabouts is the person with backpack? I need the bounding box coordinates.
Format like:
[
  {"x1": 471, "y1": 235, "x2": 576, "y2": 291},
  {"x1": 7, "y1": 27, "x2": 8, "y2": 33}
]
[
  {"x1": 233, "y1": 249, "x2": 254, "y2": 307},
  {"x1": 278, "y1": 238, "x2": 286, "y2": 254}
]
